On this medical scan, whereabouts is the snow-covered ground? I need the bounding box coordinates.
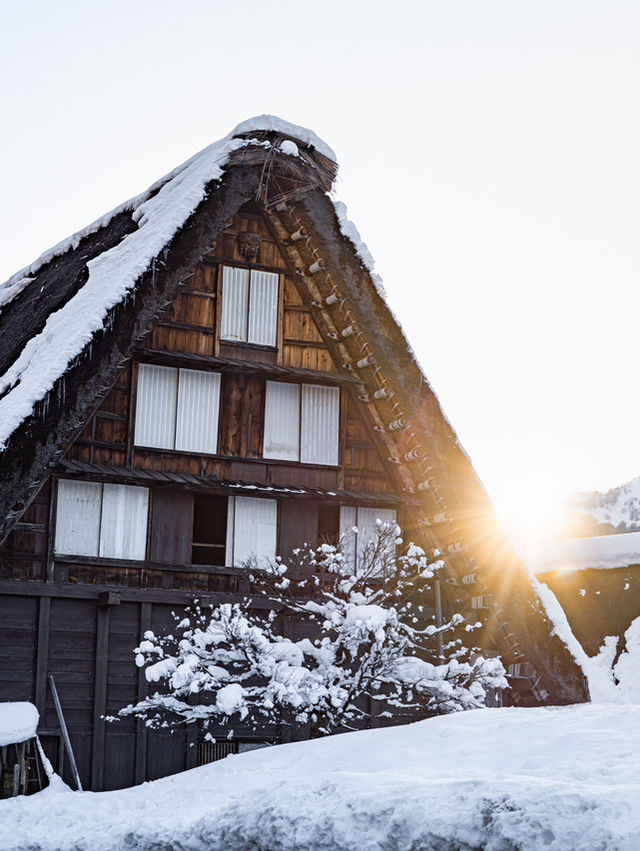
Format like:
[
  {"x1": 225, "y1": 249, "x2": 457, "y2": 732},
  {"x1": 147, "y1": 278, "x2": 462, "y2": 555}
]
[{"x1": 2, "y1": 703, "x2": 639, "y2": 850}]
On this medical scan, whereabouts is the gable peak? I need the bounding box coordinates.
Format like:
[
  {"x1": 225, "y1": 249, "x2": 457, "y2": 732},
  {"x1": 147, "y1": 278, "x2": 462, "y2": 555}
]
[{"x1": 229, "y1": 115, "x2": 337, "y2": 164}]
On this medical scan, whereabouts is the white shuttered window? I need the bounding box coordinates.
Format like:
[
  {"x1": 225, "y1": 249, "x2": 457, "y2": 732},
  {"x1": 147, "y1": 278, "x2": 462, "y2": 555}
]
[
  {"x1": 99, "y1": 484, "x2": 149, "y2": 560},
  {"x1": 221, "y1": 266, "x2": 279, "y2": 347},
  {"x1": 263, "y1": 381, "x2": 300, "y2": 461},
  {"x1": 339, "y1": 506, "x2": 398, "y2": 573},
  {"x1": 220, "y1": 267, "x2": 249, "y2": 341},
  {"x1": 301, "y1": 384, "x2": 340, "y2": 465},
  {"x1": 226, "y1": 496, "x2": 277, "y2": 568},
  {"x1": 134, "y1": 364, "x2": 178, "y2": 450},
  {"x1": 55, "y1": 479, "x2": 149, "y2": 560},
  {"x1": 263, "y1": 381, "x2": 340, "y2": 466},
  {"x1": 135, "y1": 364, "x2": 221, "y2": 454},
  {"x1": 55, "y1": 480, "x2": 102, "y2": 557},
  {"x1": 175, "y1": 369, "x2": 221, "y2": 454}
]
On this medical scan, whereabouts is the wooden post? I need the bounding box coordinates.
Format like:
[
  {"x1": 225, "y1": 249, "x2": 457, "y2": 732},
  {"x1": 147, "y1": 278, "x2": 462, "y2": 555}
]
[
  {"x1": 46, "y1": 479, "x2": 58, "y2": 582},
  {"x1": 35, "y1": 596, "x2": 51, "y2": 716},
  {"x1": 134, "y1": 602, "x2": 152, "y2": 785},
  {"x1": 90, "y1": 602, "x2": 110, "y2": 791}
]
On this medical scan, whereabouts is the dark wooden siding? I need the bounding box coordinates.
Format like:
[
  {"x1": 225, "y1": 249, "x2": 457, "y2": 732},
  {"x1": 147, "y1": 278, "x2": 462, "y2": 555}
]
[{"x1": 150, "y1": 489, "x2": 193, "y2": 564}]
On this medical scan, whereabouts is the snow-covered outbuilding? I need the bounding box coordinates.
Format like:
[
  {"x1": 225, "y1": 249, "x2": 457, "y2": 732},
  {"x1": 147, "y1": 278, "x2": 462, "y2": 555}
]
[
  {"x1": 527, "y1": 532, "x2": 640, "y2": 655},
  {"x1": 0, "y1": 701, "x2": 46, "y2": 797},
  {"x1": 0, "y1": 116, "x2": 586, "y2": 791}
]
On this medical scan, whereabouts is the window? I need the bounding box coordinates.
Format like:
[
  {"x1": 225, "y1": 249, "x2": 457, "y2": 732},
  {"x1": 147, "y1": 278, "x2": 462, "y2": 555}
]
[
  {"x1": 191, "y1": 495, "x2": 277, "y2": 569},
  {"x1": 227, "y1": 496, "x2": 278, "y2": 568},
  {"x1": 263, "y1": 381, "x2": 340, "y2": 465},
  {"x1": 192, "y1": 494, "x2": 227, "y2": 566},
  {"x1": 339, "y1": 506, "x2": 398, "y2": 573},
  {"x1": 55, "y1": 480, "x2": 149, "y2": 560},
  {"x1": 220, "y1": 266, "x2": 279, "y2": 347},
  {"x1": 134, "y1": 364, "x2": 221, "y2": 454}
]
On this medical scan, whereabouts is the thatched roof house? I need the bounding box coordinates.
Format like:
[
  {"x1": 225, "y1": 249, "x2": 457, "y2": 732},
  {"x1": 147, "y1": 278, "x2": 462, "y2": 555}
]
[{"x1": 0, "y1": 116, "x2": 586, "y2": 790}]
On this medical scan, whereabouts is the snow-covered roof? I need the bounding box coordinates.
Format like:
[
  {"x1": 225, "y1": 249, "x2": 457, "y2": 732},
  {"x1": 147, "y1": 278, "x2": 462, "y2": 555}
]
[
  {"x1": 526, "y1": 532, "x2": 640, "y2": 574},
  {"x1": 231, "y1": 115, "x2": 337, "y2": 163},
  {"x1": 0, "y1": 701, "x2": 39, "y2": 746},
  {"x1": 0, "y1": 116, "x2": 338, "y2": 453}
]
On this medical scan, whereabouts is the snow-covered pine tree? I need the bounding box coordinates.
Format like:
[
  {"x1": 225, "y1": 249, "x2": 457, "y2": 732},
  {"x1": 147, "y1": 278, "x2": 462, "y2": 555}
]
[{"x1": 120, "y1": 523, "x2": 506, "y2": 737}]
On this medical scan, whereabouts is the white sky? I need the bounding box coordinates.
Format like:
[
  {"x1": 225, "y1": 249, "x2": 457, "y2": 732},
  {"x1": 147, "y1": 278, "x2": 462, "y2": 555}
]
[{"x1": 1, "y1": 0, "x2": 638, "y2": 529}]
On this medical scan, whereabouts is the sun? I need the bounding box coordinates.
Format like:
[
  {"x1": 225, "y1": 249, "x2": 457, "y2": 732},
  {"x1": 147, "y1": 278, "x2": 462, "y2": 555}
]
[{"x1": 492, "y1": 486, "x2": 569, "y2": 551}]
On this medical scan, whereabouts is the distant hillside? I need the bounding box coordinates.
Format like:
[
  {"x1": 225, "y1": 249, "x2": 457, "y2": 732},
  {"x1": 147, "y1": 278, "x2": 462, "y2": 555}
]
[{"x1": 569, "y1": 476, "x2": 640, "y2": 535}]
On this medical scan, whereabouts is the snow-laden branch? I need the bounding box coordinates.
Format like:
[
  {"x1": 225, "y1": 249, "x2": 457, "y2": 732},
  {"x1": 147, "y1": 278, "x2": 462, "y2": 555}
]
[{"x1": 120, "y1": 524, "x2": 507, "y2": 736}]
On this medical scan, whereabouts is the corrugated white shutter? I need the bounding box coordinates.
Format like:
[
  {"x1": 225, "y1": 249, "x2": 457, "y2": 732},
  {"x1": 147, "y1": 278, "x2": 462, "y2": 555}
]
[
  {"x1": 99, "y1": 484, "x2": 149, "y2": 560},
  {"x1": 301, "y1": 384, "x2": 340, "y2": 465},
  {"x1": 355, "y1": 507, "x2": 397, "y2": 574},
  {"x1": 175, "y1": 369, "x2": 221, "y2": 454},
  {"x1": 339, "y1": 506, "x2": 397, "y2": 572},
  {"x1": 220, "y1": 266, "x2": 249, "y2": 341},
  {"x1": 55, "y1": 479, "x2": 102, "y2": 557},
  {"x1": 231, "y1": 497, "x2": 277, "y2": 568},
  {"x1": 248, "y1": 271, "x2": 278, "y2": 346},
  {"x1": 134, "y1": 364, "x2": 178, "y2": 449},
  {"x1": 339, "y1": 506, "x2": 358, "y2": 571},
  {"x1": 263, "y1": 381, "x2": 300, "y2": 461}
]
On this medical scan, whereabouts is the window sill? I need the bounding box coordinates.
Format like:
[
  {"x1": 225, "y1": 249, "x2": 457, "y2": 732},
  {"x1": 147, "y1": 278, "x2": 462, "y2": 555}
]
[{"x1": 219, "y1": 340, "x2": 277, "y2": 353}]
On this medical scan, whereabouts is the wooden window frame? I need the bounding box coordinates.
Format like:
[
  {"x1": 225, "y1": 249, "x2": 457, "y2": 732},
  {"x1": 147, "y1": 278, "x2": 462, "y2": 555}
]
[
  {"x1": 54, "y1": 479, "x2": 150, "y2": 562},
  {"x1": 133, "y1": 364, "x2": 221, "y2": 454}
]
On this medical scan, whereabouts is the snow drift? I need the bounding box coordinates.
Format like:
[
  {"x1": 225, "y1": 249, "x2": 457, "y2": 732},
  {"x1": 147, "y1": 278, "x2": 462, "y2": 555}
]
[{"x1": 1, "y1": 703, "x2": 639, "y2": 850}]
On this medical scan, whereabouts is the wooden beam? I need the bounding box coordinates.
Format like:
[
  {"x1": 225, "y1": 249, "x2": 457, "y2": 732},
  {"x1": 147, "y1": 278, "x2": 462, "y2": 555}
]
[
  {"x1": 134, "y1": 602, "x2": 152, "y2": 785},
  {"x1": 0, "y1": 578, "x2": 282, "y2": 607},
  {"x1": 91, "y1": 602, "x2": 111, "y2": 791},
  {"x1": 35, "y1": 596, "x2": 51, "y2": 716}
]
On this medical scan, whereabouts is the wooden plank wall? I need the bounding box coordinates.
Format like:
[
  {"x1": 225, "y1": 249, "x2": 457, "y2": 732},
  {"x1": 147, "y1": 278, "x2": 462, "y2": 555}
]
[
  {"x1": 62, "y1": 208, "x2": 398, "y2": 496},
  {"x1": 0, "y1": 209, "x2": 403, "y2": 593},
  {"x1": 0, "y1": 586, "x2": 299, "y2": 791}
]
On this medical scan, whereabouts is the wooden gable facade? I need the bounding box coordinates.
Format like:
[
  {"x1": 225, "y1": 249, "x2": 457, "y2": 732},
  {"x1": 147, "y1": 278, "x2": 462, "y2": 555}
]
[{"x1": 0, "y1": 119, "x2": 587, "y2": 792}]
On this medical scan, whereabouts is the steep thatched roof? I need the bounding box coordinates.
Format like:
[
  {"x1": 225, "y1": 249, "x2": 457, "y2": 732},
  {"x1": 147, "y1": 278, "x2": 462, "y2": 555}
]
[{"x1": 0, "y1": 116, "x2": 588, "y2": 704}]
